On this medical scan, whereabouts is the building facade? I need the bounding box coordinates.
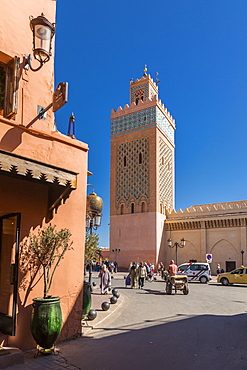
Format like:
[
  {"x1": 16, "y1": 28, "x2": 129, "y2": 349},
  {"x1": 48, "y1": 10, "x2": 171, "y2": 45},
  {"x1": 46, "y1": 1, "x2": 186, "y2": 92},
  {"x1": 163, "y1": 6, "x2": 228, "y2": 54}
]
[
  {"x1": 166, "y1": 201, "x2": 247, "y2": 274},
  {"x1": 110, "y1": 69, "x2": 247, "y2": 274},
  {"x1": 0, "y1": 0, "x2": 88, "y2": 351}
]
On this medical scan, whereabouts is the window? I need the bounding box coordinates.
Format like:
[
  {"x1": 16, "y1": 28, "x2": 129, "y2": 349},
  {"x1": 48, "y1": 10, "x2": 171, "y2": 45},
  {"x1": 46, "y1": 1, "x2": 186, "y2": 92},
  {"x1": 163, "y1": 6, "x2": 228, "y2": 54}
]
[
  {"x1": 139, "y1": 152, "x2": 142, "y2": 164},
  {"x1": 231, "y1": 269, "x2": 243, "y2": 275},
  {"x1": 178, "y1": 265, "x2": 187, "y2": 271},
  {"x1": 123, "y1": 156, "x2": 127, "y2": 167},
  {"x1": 120, "y1": 204, "x2": 124, "y2": 215},
  {"x1": 190, "y1": 265, "x2": 198, "y2": 271},
  {"x1": 131, "y1": 203, "x2": 134, "y2": 213},
  {"x1": 0, "y1": 56, "x2": 20, "y2": 118},
  {"x1": 141, "y1": 202, "x2": 145, "y2": 212},
  {"x1": 0, "y1": 65, "x2": 5, "y2": 111},
  {"x1": 197, "y1": 264, "x2": 208, "y2": 270}
]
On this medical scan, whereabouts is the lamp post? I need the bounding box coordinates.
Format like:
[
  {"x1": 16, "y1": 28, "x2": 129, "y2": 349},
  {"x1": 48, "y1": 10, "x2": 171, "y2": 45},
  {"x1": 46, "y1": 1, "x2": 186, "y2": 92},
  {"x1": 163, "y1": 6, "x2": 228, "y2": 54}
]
[
  {"x1": 85, "y1": 185, "x2": 103, "y2": 285},
  {"x1": 241, "y1": 250, "x2": 244, "y2": 265},
  {"x1": 167, "y1": 238, "x2": 186, "y2": 265},
  {"x1": 112, "y1": 248, "x2": 121, "y2": 268}
]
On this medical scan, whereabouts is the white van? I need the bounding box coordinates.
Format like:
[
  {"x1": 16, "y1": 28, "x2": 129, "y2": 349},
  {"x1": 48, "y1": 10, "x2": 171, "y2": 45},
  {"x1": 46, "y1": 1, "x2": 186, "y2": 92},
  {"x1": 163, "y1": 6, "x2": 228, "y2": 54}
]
[{"x1": 177, "y1": 262, "x2": 212, "y2": 283}]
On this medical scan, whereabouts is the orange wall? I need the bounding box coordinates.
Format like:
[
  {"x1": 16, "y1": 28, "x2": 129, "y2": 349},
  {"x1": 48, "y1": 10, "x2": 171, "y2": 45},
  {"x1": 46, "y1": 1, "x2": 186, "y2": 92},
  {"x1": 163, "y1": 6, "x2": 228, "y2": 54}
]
[
  {"x1": 0, "y1": 0, "x2": 56, "y2": 129},
  {"x1": 0, "y1": 0, "x2": 88, "y2": 349}
]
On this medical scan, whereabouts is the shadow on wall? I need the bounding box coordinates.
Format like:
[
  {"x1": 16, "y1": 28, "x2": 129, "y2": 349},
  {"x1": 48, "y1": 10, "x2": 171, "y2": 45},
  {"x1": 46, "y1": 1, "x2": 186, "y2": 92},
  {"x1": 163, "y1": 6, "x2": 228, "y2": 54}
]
[{"x1": 0, "y1": 127, "x2": 23, "y2": 152}]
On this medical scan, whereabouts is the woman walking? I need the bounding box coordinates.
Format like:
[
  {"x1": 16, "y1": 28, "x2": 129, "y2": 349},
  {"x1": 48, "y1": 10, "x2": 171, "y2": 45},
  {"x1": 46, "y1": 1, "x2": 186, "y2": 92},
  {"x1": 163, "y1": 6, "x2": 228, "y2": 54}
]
[{"x1": 98, "y1": 264, "x2": 111, "y2": 294}]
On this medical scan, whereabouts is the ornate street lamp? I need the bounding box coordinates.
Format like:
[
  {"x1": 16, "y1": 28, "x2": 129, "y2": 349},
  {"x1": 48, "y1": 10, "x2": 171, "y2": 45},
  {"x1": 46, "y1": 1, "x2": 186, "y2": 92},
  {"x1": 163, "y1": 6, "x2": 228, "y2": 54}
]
[
  {"x1": 85, "y1": 185, "x2": 103, "y2": 286},
  {"x1": 167, "y1": 238, "x2": 186, "y2": 265},
  {"x1": 25, "y1": 13, "x2": 56, "y2": 72},
  {"x1": 86, "y1": 187, "x2": 103, "y2": 234}
]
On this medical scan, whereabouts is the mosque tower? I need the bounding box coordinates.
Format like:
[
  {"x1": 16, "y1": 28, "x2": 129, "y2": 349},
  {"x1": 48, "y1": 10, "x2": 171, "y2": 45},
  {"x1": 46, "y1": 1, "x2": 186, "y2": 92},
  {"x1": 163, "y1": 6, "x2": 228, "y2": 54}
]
[{"x1": 110, "y1": 66, "x2": 176, "y2": 268}]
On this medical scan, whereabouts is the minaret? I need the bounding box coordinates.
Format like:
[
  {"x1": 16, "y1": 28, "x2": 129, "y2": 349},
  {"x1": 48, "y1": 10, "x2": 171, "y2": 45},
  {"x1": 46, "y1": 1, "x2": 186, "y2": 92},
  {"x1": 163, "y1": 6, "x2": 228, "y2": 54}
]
[{"x1": 110, "y1": 66, "x2": 175, "y2": 268}]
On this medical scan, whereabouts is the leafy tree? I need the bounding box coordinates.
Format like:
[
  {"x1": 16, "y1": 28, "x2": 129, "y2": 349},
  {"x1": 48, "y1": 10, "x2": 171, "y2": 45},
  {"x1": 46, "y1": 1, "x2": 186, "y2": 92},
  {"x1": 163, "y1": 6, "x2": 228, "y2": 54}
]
[
  {"x1": 28, "y1": 224, "x2": 73, "y2": 298},
  {"x1": 85, "y1": 232, "x2": 101, "y2": 263}
]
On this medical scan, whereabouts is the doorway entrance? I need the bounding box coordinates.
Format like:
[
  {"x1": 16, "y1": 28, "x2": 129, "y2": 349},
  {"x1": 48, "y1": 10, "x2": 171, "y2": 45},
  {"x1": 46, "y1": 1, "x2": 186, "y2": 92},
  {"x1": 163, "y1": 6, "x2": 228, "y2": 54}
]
[
  {"x1": 226, "y1": 261, "x2": 236, "y2": 272},
  {"x1": 0, "y1": 213, "x2": 21, "y2": 336}
]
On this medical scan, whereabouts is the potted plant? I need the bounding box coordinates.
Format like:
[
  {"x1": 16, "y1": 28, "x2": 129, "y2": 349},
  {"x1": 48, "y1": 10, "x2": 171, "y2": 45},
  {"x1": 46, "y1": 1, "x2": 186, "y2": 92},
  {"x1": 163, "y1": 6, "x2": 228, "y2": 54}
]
[{"x1": 28, "y1": 224, "x2": 73, "y2": 351}]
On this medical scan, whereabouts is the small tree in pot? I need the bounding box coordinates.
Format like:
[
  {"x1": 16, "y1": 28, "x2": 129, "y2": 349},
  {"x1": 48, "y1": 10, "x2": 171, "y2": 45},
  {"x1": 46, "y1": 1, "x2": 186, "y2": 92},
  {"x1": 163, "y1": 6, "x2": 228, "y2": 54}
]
[{"x1": 28, "y1": 224, "x2": 73, "y2": 351}]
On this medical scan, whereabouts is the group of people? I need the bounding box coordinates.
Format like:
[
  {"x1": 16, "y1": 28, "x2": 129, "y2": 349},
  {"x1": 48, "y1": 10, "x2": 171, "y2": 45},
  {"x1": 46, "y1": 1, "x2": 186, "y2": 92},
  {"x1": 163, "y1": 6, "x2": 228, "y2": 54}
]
[
  {"x1": 98, "y1": 259, "x2": 179, "y2": 294},
  {"x1": 127, "y1": 261, "x2": 177, "y2": 289},
  {"x1": 128, "y1": 262, "x2": 148, "y2": 289},
  {"x1": 216, "y1": 264, "x2": 224, "y2": 274},
  {"x1": 94, "y1": 260, "x2": 118, "y2": 273},
  {"x1": 127, "y1": 260, "x2": 178, "y2": 289}
]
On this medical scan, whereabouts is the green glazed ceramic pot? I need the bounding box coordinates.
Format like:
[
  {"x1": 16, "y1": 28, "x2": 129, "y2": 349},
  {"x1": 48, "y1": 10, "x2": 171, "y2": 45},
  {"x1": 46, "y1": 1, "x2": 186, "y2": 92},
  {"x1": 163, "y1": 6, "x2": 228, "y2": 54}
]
[
  {"x1": 31, "y1": 297, "x2": 62, "y2": 349},
  {"x1": 82, "y1": 282, "x2": 92, "y2": 318}
]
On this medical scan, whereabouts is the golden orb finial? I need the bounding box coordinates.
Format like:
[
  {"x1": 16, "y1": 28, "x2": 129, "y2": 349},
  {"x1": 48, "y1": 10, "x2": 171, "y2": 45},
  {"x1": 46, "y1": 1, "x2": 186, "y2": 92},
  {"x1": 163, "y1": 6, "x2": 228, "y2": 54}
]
[{"x1": 143, "y1": 64, "x2": 148, "y2": 76}]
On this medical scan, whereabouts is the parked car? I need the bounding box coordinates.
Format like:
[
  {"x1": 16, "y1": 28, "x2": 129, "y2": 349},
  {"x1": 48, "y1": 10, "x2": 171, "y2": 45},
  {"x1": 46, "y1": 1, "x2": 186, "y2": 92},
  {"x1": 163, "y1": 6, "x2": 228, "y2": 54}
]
[
  {"x1": 217, "y1": 266, "x2": 247, "y2": 285},
  {"x1": 177, "y1": 262, "x2": 212, "y2": 283}
]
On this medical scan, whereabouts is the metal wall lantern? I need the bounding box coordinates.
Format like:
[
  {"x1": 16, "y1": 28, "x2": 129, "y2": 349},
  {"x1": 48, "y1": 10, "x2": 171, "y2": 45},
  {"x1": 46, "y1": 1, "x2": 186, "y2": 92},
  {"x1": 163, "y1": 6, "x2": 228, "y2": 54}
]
[{"x1": 25, "y1": 13, "x2": 56, "y2": 72}]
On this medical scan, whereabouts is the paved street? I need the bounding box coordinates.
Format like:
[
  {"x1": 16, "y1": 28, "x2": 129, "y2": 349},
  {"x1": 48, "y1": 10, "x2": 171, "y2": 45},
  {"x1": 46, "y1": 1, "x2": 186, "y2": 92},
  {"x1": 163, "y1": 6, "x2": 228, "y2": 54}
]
[{"x1": 6, "y1": 274, "x2": 247, "y2": 370}]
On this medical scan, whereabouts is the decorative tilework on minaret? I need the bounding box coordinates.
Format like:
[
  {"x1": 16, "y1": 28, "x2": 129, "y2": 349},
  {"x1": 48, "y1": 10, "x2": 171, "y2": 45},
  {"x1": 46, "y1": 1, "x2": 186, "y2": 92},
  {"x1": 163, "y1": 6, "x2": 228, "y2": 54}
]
[{"x1": 110, "y1": 66, "x2": 175, "y2": 213}]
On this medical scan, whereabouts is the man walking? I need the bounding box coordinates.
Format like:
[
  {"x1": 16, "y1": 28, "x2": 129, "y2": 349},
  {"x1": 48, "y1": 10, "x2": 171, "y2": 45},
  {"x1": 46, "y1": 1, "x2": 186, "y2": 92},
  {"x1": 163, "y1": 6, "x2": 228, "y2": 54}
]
[{"x1": 137, "y1": 261, "x2": 147, "y2": 289}]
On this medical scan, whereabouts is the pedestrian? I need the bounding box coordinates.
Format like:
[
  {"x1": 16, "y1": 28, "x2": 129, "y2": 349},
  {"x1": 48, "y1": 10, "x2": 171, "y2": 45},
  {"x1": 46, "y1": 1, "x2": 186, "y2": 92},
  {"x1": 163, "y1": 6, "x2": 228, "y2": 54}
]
[
  {"x1": 129, "y1": 262, "x2": 138, "y2": 288},
  {"x1": 150, "y1": 263, "x2": 155, "y2": 275},
  {"x1": 145, "y1": 262, "x2": 151, "y2": 275},
  {"x1": 168, "y1": 260, "x2": 178, "y2": 276},
  {"x1": 160, "y1": 262, "x2": 164, "y2": 277},
  {"x1": 216, "y1": 264, "x2": 221, "y2": 274},
  {"x1": 137, "y1": 261, "x2": 147, "y2": 289},
  {"x1": 114, "y1": 261, "x2": 118, "y2": 273},
  {"x1": 98, "y1": 264, "x2": 111, "y2": 294}
]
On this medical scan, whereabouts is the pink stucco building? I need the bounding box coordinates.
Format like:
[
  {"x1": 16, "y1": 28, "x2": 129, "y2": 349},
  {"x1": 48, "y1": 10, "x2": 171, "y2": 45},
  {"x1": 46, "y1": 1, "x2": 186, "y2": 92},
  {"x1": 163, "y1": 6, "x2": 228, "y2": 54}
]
[{"x1": 0, "y1": 0, "x2": 88, "y2": 353}]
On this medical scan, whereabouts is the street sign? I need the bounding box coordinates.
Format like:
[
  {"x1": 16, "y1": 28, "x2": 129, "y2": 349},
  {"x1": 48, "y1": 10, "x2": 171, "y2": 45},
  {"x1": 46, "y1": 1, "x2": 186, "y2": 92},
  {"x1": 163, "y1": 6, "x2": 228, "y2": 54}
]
[
  {"x1": 206, "y1": 254, "x2": 212, "y2": 263},
  {"x1": 53, "y1": 82, "x2": 68, "y2": 112}
]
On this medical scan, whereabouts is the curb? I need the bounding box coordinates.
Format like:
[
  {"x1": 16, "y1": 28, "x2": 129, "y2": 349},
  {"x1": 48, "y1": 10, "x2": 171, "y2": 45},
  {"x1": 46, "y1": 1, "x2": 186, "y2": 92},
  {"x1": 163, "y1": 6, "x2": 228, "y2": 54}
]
[{"x1": 81, "y1": 290, "x2": 126, "y2": 335}]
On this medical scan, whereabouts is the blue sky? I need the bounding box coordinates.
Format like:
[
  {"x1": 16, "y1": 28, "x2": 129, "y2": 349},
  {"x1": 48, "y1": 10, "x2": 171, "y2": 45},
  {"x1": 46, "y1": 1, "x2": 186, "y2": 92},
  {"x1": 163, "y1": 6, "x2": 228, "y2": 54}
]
[{"x1": 54, "y1": 1, "x2": 247, "y2": 248}]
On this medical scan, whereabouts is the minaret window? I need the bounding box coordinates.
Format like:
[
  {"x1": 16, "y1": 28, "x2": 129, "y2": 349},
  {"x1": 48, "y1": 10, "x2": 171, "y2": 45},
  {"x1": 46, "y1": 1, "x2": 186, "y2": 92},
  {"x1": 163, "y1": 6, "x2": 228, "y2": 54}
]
[
  {"x1": 134, "y1": 87, "x2": 145, "y2": 105},
  {"x1": 131, "y1": 203, "x2": 135, "y2": 213},
  {"x1": 123, "y1": 156, "x2": 127, "y2": 167},
  {"x1": 139, "y1": 152, "x2": 142, "y2": 164},
  {"x1": 141, "y1": 202, "x2": 145, "y2": 212},
  {"x1": 120, "y1": 204, "x2": 124, "y2": 215}
]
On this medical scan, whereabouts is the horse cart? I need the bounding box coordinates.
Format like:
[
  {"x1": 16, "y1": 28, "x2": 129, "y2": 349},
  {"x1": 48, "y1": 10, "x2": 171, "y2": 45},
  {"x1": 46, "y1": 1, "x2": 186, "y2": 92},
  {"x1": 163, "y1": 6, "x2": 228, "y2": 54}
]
[{"x1": 166, "y1": 274, "x2": 189, "y2": 295}]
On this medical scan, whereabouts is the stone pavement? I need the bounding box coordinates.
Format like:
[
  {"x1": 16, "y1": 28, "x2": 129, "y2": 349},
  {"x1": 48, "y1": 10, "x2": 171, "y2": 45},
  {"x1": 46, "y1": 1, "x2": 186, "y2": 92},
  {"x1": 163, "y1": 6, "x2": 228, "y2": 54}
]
[
  {"x1": 2, "y1": 271, "x2": 127, "y2": 370},
  {"x1": 2, "y1": 272, "x2": 218, "y2": 369}
]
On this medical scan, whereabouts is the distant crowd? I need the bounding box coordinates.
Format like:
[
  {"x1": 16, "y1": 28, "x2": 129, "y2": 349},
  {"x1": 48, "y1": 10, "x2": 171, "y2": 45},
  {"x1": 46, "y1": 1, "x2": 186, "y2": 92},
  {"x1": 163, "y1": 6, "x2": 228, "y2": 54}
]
[{"x1": 128, "y1": 261, "x2": 169, "y2": 289}]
